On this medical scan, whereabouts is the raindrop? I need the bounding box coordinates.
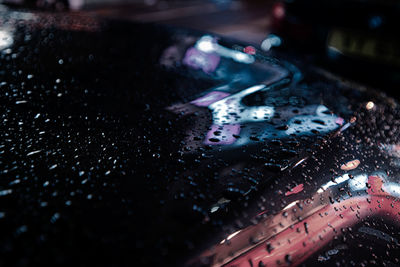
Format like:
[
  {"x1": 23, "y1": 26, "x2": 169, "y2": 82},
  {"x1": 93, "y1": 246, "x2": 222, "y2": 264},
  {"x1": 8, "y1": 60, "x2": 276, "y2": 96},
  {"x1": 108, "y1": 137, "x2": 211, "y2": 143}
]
[
  {"x1": 285, "y1": 254, "x2": 292, "y2": 265},
  {"x1": 50, "y1": 213, "x2": 60, "y2": 223},
  {"x1": 304, "y1": 222, "x2": 309, "y2": 234},
  {"x1": 49, "y1": 164, "x2": 57, "y2": 170},
  {"x1": 266, "y1": 242, "x2": 274, "y2": 253},
  {"x1": 0, "y1": 189, "x2": 12, "y2": 196}
]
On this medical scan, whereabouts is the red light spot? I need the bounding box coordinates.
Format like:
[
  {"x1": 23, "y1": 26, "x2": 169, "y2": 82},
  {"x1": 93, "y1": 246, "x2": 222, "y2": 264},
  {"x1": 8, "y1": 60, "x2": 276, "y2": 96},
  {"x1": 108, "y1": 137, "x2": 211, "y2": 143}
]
[
  {"x1": 285, "y1": 184, "x2": 304, "y2": 196},
  {"x1": 367, "y1": 175, "x2": 387, "y2": 195},
  {"x1": 243, "y1": 46, "x2": 256, "y2": 55},
  {"x1": 340, "y1": 159, "x2": 360, "y2": 171},
  {"x1": 273, "y1": 2, "x2": 285, "y2": 19},
  {"x1": 256, "y1": 209, "x2": 268, "y2": 217}
]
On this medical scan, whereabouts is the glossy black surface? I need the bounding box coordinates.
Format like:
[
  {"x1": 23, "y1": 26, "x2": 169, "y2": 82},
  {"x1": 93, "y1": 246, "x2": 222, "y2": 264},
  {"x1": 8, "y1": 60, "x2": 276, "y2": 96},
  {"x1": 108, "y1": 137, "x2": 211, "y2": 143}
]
[{"x1": 0, "y1": 7, "x2": 399, "y2": 267}]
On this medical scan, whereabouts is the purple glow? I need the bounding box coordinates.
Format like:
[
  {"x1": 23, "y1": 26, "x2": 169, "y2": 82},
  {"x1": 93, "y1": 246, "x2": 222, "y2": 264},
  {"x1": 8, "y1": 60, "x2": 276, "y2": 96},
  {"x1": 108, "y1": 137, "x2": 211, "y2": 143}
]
[
  {"x1": 204, "y1": 124, "x2": 240, "y2": 145},
  {"x1": 183, "y1": 47, "x2": 220, "y2": 73}
]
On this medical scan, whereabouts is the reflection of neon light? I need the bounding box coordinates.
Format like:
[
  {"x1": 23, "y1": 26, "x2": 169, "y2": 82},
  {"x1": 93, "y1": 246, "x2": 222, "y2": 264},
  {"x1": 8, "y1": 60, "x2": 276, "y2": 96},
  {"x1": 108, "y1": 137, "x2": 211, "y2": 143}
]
[
  {"x1": 0, "y1": 30, "x2": 13, "y2": 50},
  {"x1": 379, "y1": 143, "x2": 400, "y2": 158},
  {"x1": 285, "y1": 105, "x2": 339, "y2": 136},
  {"x1": 366, "y1": 101, "x2": 374, "y2": 110},
  {"x1": 340, "y1": 159, "x2": 360, "y2": 171},
  {"x1": 209, "y1": 85, "x2": 274, "y2": 125},
  {"x1": 283, "y1": 201, "x2": 298, "y2": 210},
  {"x1": 204, "y1": 170, "x2": 400, "y2": 266},
  {"x1": 285, "y1": 184, "x2": 304, "y2": 196},
  {"x1": 348, "y1": 174, "x2": 368, "y2": 191},
  {"x1": 226, "y1": 195, "x2": 400, "y2": 267},
  {"x1": 190, "y1": 91, "x2": 230, "y2": 107},
  {"x1": 227, "y1": 230, "x2": 242, "y2": 241},
  {"x1": 195, "y1": 35, "x2": 255, "y2": 64},
  {"x1": 196, "y1": 36, "x2": 215, "y2": 52},
  {"x1": 189, "y1": 85, "x2": 342, "y2": 146},
  {"x1": 319, "y1": 173, "x2": 388, "y2": 193},
  {"x1": 261, "y1": 34, "x2": 282, "y2": 51},
  {"x1": 293, "y1": 157, "x2": 307, "y2": 168},
  {"x1": 219, "y1": 230, "x2": 243, "y2": 244},
  {"x1": 340, "y1": 122, "x2": 351, "y2": 132},
  {"x1": 321, "y1": 174, "x2": 350, "y2": 191},
  {"x1": 383, "y1": 183, "x2": 400, "y2": 198},
  {"x1": 183, "y1": 47, "x2": 220, "y2": 73},
  {"x1": 204, "y1": 124, "x2": 240, "y2": 145}
]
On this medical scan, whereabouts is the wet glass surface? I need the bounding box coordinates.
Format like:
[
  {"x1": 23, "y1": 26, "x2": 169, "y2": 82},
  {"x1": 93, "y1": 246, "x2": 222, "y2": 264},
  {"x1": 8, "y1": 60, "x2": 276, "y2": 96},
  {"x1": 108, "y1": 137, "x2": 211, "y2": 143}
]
[{"x1": 0, "y1": 8, "x2": 399, "y2": 267}]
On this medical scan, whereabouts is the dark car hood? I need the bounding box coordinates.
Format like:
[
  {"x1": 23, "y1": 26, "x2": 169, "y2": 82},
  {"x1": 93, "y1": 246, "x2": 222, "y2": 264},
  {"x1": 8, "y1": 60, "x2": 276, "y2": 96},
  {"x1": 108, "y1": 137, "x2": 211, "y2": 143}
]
[{"x1": 0, "y1": 7, "x2": 399, "y2": 267}]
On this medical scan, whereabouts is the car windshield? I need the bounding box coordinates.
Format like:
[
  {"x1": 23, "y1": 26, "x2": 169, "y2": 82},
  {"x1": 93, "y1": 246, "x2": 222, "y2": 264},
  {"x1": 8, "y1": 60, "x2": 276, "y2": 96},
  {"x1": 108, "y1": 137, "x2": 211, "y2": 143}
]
[{"x1": 1, "y1": 8, "x2": 400, "y2": 267}]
